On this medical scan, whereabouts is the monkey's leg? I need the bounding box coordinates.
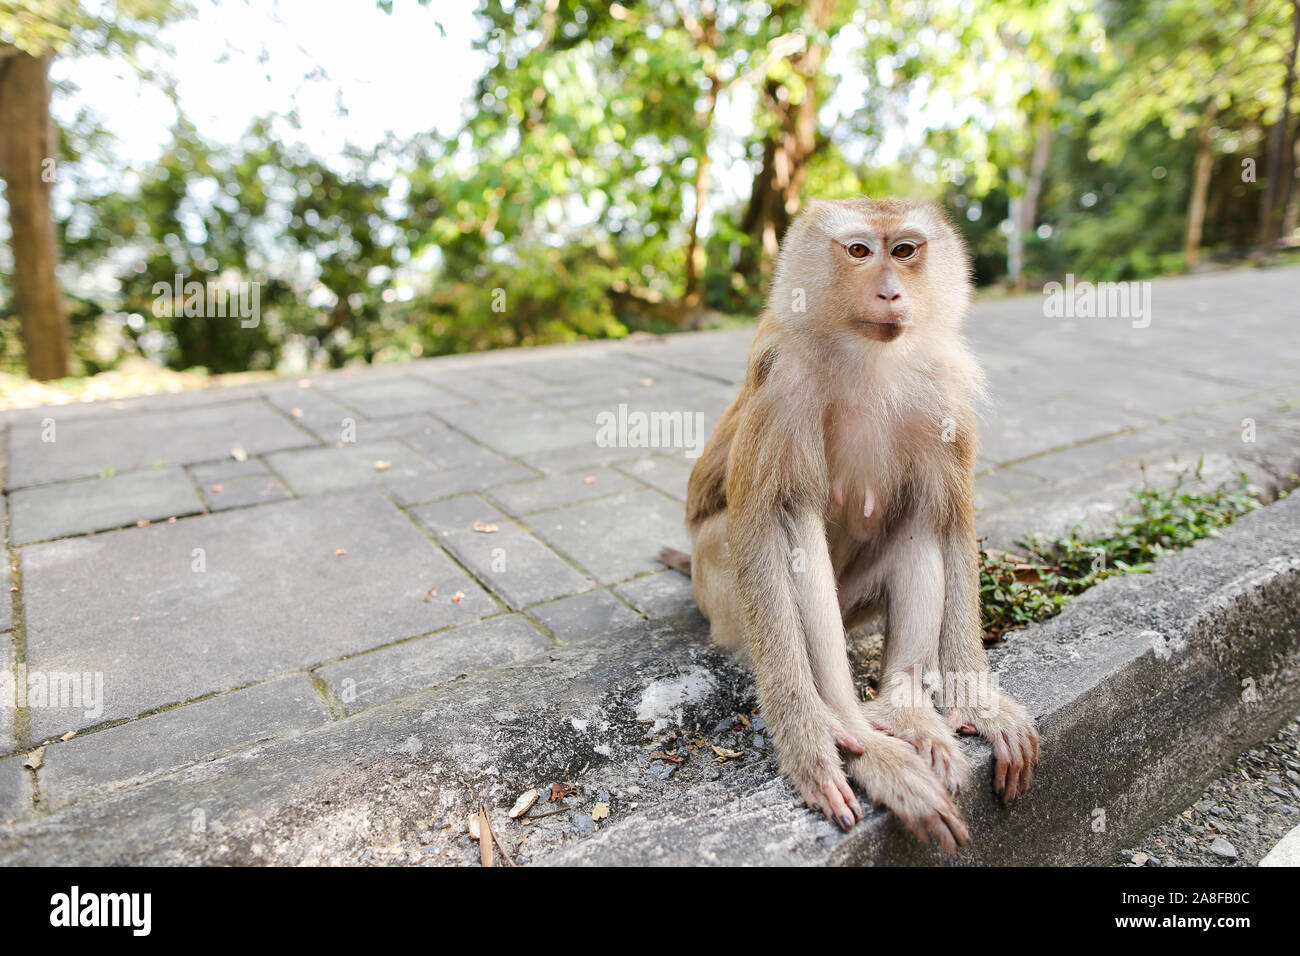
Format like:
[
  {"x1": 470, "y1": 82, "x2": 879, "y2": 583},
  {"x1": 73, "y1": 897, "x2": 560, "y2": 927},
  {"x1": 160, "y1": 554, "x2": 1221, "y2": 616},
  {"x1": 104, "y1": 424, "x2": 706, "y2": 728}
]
[
  {"x1": 937, "y1": 515, "x2": 1040, "y2": 803},
  {"x1": 788, "y1": 511, "x2": 968, "y2": 850},
  {"x1": 685, "y1": 511, "x2": 744, "y2": 650},
  {"x1": 859, "y1": 516, "x2": 972, "y2": 796}
]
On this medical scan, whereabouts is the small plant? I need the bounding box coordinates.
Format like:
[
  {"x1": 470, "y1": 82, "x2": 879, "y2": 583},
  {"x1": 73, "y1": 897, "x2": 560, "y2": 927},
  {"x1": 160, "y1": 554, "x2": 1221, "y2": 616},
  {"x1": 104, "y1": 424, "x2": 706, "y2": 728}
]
[{"x1": 979, "y1": 469, "x2": 1261, "y2": 641}]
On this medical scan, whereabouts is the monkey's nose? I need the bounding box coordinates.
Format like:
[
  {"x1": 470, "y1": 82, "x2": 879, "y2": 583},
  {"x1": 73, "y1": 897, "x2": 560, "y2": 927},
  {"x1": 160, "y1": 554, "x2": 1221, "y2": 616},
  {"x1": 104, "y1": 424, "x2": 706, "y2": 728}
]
[{"x1": 877, "y1": 291, "x2": 901, "y2": 302}]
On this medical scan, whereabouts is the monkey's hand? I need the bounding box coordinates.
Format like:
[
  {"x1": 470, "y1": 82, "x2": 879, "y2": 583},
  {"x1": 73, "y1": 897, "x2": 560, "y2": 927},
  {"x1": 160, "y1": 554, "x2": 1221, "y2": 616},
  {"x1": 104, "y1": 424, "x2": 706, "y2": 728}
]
[
  {"x1": 945, "y1": 693, "x2": 1040, "y2": 804},
  {"x1": 794, "y1": 763, "x2": 865, "y2": 833},
  {"x1": 845, "y1": 730, "x2": 969, "y2": 852},
  {"x1": 860, "y1": 698, "x2": 970, "y2": 796}
]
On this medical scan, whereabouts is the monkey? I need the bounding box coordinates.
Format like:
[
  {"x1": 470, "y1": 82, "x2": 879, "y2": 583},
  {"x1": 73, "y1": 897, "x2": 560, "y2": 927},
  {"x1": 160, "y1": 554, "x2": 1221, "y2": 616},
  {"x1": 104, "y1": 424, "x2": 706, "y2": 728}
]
[{"x1": 658, "y1": 197, "x2": 1039, "y2": 852}]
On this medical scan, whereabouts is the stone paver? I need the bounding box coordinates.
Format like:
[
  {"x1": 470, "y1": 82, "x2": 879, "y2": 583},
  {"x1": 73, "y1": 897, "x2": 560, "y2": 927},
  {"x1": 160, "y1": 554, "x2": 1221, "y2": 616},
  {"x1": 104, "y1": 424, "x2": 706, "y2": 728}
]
[
  {"x1": 484, "y1": 467, "x2": 639, "y2": 515},
  {"x1": 528, "y1": 489, "x2": 692, "y2": 584},
  {"x1": 189, "y1": 458, "x2": 293, "y2": 511},
  {"x1": 40, "y1": 673, "x2": 329, "y2": 808},
  {"x1": 0, "y1": 756, "x2": 27, "y2": 822},
  {"x1": 9, "y1": 466, "x2": 203, "y2": 544},
  {"x1": 316, "y1": 614, "x2": 550, "y2": 714},
  {"x1": 4, "y1": 399, "x2": 316, "y2": 489},
  {"x1": 409, "y1": 494, "x2": 508, "y2": 537},
  {"x1": 439, "y1": 521, "x2": 593, "y2": 610},
  {"x1": 0, "y1": 638, "x2": 13, "y2": 750},
  {"x1": 614, "y1": 569, "x2": 697, "y2": 619},
  {"x1": 528, "y1": 588, "x2": 645, "y2": 643},
  {"x1": 20, "y1": 487, "x2": 494, "y2": 737}
]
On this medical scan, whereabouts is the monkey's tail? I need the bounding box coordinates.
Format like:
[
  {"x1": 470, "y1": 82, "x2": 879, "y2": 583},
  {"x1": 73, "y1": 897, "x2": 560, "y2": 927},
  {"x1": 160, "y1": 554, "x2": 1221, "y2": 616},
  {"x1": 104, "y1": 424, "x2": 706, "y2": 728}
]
[{"x1": 657, "y1": 546, "x2": 692, "y2": 577}]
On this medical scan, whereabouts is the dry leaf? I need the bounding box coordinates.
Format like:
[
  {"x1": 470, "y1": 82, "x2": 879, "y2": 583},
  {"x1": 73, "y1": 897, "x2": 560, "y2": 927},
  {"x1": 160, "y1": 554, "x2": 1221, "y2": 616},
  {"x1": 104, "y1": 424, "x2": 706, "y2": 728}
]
[
  {"x1": 59, "y1": 731, "x2": 76, "y2": 742},
  {"x1": 583, "y1": 475, "x2": 597, "y2": 484},
  {"x1": 591, "y1": 801, "x2": 610, "y2": 822},
  {"x1": 550, "y1": 782, "x2": 578, "y2": 802},
  {"x1": 650, "y1": 751, "x2": 685, "y2": 764},
  {"x1": 452, "y1": 590, "x2": 464, "y2": 604},
  {"x1": 334, "y1": 549, "x2": 348, "y2": 557},
  {"x1": 472, "y1": 521, "x2": 499, "y2": 533},
  {"x1": 23, "y1": 747, "x2": 44, "y2": 771},
  {"x1": 290, "y1": 408, "x2": 304, "y2": 418},
  {"x1": 639, "y1": 377, "x2": 655, "y2": 387},
  {"x1": 478, "y1": 808, "x2": 495, "y2": 867},
  {"x1": 508, "y1": 789, "x2": 539, "y2": 819},
  {"x1": 423, "y1": 585, "x2": 438, "y2": 603},
  {"x1": 736, "y1": 713, "x2": 752, "y2": 728},
  {"x1": 711, "y1": 745, "x2": 744, "y2": 762},
  {"x1": 210, "y1": 484, "x2": 224, "y2": 493},
  {"x1": 468, "y1": 814, "x2": 481, "y2": 839},
  {"x1": 230, "y1": 445, "x2": 247, "y2": 462},
  {"x1": 136, "y1": 519, "x2": 150, "y2": 527},
  {"x1": 374, "y1": 460, "x2": 392, "y2": 472}
]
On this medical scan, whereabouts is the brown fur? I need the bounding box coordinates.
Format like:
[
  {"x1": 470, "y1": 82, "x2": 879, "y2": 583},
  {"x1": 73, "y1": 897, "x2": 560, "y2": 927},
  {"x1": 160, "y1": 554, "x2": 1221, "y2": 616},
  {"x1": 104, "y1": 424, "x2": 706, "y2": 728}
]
[{"x1": 670, "y1": 197, "x2": 1039, "y2": 849}]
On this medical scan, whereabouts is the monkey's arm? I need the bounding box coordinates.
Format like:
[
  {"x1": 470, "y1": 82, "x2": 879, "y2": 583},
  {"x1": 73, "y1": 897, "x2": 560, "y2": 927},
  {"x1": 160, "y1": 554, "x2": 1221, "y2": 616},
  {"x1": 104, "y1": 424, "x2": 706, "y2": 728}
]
[
  {"x1": 725, "y1": 398, "x2": 863, "y2": 830},
  {"x1": 937, "y1": 453, "x2": 1040, "y2": 802}
]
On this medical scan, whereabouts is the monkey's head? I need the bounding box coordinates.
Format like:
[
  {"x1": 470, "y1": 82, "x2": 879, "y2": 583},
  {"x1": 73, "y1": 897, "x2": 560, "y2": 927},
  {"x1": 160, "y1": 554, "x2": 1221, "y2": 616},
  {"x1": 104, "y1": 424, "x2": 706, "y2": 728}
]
[{"x1": 771, "y1": 197, "x2": 972, "y2": 346}]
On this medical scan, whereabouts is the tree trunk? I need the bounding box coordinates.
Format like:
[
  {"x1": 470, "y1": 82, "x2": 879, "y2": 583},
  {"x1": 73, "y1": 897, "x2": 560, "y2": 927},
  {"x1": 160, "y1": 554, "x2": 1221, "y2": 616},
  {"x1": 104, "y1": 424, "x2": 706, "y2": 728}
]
[
  {"x1": 1284, "y1": 134, "x2": 1300, "y2": 239},
  {"x1": 1184, "y1": 110, "x2": 1216, "y2": 269},
  {"x1": 682, "y1": 74, "x2": 719, "y2": 310},
  {"x1": 1258, "y1": 0, "x2": 1300, "y2": 244},
  {"x1": 738, "y1": 0, "x2": 834, "y2": 279},
  {"x1": 0, "y1": 49, "x2": 70, "y2": 380},
  {"x1": 1009, "y1": 117, "x2": 1052, "y2": 292}
]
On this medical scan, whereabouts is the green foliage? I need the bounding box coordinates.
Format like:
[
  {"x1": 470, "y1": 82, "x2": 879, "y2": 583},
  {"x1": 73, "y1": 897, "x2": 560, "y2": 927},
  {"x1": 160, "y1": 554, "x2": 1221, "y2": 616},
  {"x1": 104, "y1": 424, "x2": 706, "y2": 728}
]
[
  {"x1": 3, "y1": 0, "x2": 1298, "y2": 377},
  {"x1": 980, "y1": 471, "x2": 1263, "y2": 640}
]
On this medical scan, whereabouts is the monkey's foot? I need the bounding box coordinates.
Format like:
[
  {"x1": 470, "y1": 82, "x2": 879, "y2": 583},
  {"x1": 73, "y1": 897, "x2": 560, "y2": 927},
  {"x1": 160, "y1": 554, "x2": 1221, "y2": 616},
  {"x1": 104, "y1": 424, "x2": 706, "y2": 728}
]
[
  {"x1": 794, "y1": 759, "x2": 864, "y2": 833},
  {"x1": 858, "y1": 699, "x2": 970, "y2": 795},
  {"x1": 945, "y1": 695, "x2": 1040, "y2": 804},
  {"x1": 846, "y1": 732, "x2": 969, "y2": 853}
]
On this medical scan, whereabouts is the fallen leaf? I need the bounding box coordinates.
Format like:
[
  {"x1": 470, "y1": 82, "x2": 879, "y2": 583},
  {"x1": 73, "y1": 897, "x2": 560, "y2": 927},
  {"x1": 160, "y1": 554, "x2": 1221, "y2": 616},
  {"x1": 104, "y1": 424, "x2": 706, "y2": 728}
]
[
  {"x1": 334, "y1": 549, "x2": 348, "y2": 557},
  {"x1": 290, "y1": 408, "x2": 304, "y2": 418},
  {"x1": 479, "y1": 807, "x2": 495, "y2": 867},
  {"x1": 468, "y1": 814, "x2": 480, "y2": 840},
  {"x1": 591, "y1": 802, "x2": 610, "y2": 822},
  {"x1": 736, "y1": 713, "x2": 752, "y2": 728},
  {"x1": 23, "y1": 747, "x2": 44, "y2": 771},
  {"x1": 650, "y1": 751, "x2": 685, "y2": 764},
  {"x1": 423, "y1": 585, "x2": 438, "y2": 602},
  {"x1": 230, "y1": 445, "x2": 247, "y2": 462},
  {"x1": 639, "y1": 377, "x2": 655, "y2": 387},
  {"x1": 508, "y1": 789, "x2": 539, "y2": 819},
  {"x1": 550, "y1": 782, "x2": 578, "y2": 802},
  {"x1": 60, "y1": 731, "x2": 76, "y2": 742},
  {"x1": 452, "y1": 590, "x2": 464, "y2": 604},
  {"x1": 711, "y1": 745, "x2": 744, "y2": 762},
  {"x1": 374, "y1": 460, "x2": 392, "y2": 472},
  {"x1": 472, "y1": 521, "x2": 499, "y2": 533},
  {"x1": 583, "y1": 475, "x2": 597, "y2": 484},
  {"x1": 210, "y1": 484, "x2": 224, "y2": 493},
  {"x1": 136, "y1": 519, "x2": 150, "y2": 527}
]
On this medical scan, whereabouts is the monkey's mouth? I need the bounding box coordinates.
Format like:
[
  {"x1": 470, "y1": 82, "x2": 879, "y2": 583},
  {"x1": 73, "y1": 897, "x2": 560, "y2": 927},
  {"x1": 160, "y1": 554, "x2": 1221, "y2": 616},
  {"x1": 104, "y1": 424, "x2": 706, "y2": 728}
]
[{"x1": 854, "y1": 320, "x2": 905, "y2": 343}]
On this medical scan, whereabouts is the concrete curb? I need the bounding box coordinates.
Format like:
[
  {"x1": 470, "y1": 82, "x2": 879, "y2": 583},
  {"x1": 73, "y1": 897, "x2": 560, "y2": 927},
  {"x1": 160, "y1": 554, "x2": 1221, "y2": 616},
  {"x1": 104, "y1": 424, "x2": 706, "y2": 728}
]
[{"x1": 0, "y1": 495, "x2": 1297, "y2": 866}]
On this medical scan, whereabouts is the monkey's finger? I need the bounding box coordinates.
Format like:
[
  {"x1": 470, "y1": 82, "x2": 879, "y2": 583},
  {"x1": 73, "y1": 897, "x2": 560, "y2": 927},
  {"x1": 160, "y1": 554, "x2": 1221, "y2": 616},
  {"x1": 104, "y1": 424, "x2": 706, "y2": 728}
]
[
  {"x1": 834, "y1": 777, "x2": 864, "y2": 821},
  {"x1": 937, "y1": 807, "x2": 970, "y2": 851},
  {"x1": 999, "y1": 731, "x2": 1023, "y2": 803},
  {"x1": 821, "y1": 781, "x2": 856, "y2": 831},
  {"x1": 1018, "y1": 735, "x2": 1036, "y2": 796},
  {"x1": 833, "y1": 732, "x2": 867, "y2": 756}
]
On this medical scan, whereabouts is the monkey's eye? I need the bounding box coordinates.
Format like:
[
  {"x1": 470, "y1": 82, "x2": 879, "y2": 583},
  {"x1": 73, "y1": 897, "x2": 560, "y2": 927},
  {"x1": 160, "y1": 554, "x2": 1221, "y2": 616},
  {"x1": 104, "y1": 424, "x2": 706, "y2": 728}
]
[
  {"x1": 891, "y1": 241, "x2": 919, "y2": 260},
  {"x1": 845, "y1": 242, "x2": 871, "y2": 259}
]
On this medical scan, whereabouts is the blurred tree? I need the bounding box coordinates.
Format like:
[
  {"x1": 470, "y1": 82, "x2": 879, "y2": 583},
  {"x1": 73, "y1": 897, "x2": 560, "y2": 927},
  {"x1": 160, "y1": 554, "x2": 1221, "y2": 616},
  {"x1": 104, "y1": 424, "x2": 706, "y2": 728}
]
[{"x1": 0, "y1": 0, "x2": 186, "y2": 379}]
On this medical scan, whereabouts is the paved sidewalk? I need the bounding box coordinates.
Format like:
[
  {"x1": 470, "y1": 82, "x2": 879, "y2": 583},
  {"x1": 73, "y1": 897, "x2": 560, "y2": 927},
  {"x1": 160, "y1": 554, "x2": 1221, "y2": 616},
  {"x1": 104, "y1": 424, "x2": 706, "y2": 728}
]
[{"x1": 1, "y1": 264, "x2": 1299, "y2": 860}]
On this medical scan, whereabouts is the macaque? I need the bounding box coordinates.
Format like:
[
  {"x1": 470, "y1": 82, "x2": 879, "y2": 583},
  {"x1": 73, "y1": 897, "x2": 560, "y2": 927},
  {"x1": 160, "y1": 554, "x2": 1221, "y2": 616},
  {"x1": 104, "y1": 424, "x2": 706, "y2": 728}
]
[{"x1": 659, "y1": 198, "x2": 1039, "y2": 851}]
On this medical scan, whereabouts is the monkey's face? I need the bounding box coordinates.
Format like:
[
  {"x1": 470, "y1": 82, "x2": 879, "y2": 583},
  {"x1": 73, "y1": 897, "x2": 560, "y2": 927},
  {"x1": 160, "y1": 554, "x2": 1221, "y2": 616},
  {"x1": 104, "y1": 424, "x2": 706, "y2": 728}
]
[{"x1": 776, "y1": 198, "x2": 971, "y2": 345}]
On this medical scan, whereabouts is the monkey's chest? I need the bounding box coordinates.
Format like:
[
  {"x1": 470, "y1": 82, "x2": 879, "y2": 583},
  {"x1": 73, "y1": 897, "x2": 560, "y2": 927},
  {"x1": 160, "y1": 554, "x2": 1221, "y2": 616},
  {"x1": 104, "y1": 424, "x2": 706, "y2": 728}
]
[{"x1": 823, "y1": 412, "x2": 933, "y2": 543}]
